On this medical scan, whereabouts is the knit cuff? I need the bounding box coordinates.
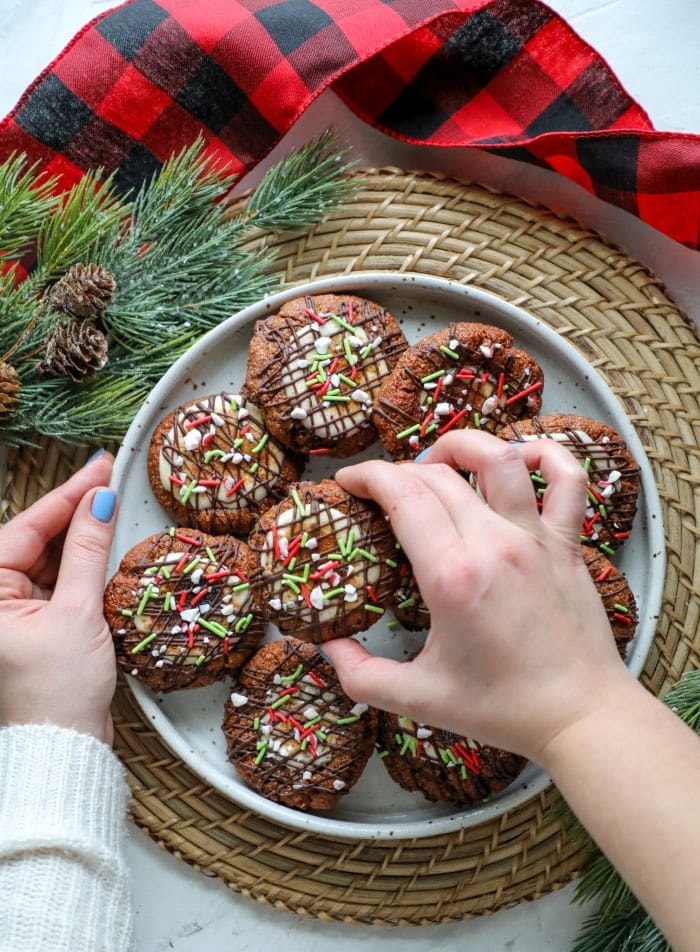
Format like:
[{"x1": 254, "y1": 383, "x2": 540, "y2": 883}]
[{"x1": 0, "y1": 724, "x2": 129, "y2": 854}]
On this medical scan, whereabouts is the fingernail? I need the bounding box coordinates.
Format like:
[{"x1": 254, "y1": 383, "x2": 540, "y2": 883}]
[
  {"x1": 84, "y1": 448, "x2": 106, "y2": 465},
  {"x1": 91, "y1": 488, "x2": 116, "y2": 523},
  {"x1": 414, "y1": 447, "x2": 431, "y2": 463}
]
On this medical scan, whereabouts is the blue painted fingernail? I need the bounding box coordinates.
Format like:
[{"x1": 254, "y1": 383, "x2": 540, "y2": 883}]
[
  {"x1": 91, "y1": 489, "x2": 116, "y2": 523},
  {"x1": 414, "y1": 447, "x2": 431, "y2": 463},
  {"x1": 84, "y1": 448, "x2": 106, "y2": 465}
]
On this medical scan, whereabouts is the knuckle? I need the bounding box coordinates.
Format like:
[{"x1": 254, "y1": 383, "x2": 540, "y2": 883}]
[
  {"x1": 426, "y1": 462, "x2": 454, "y2": 481},
  {"x1": 68, "y1": 531, "x2": 108, "y2": 562},
  {"x1": 491, "y1": 443, "x2": 522, "y2": 467}
]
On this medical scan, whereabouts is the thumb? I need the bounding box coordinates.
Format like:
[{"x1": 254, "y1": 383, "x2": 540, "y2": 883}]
[
  {"x1": 53, "y1": 487, "x2": 118, "y2": 617},
  {"x1": 321, "y1": 638, "x2": 416, "y2": 712}
]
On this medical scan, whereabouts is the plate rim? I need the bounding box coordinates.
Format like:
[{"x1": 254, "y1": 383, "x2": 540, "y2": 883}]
[{"x1": 110, "y1": 271, "x2": 665, "y2": 841}]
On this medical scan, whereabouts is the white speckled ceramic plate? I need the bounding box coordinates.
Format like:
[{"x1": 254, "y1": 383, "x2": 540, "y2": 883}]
[{"x1": 109, "y1": 273, "x2": 664, "y2": 840}]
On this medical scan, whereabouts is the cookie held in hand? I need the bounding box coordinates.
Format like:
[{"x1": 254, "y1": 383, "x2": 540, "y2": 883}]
[
  {"x1": 373, "y1": 322, "x2": 544, "y2": 460},
  {"x1": 104, "y1": 529, "x2": 265, "y2": 691},
  {"x1": 222, "y1": 639, "x2": 377, "y2": 811},
  {"x1": 148, "y1": 391, "x2": 304, "y2": 536},
  {"x1": 245, "y1": 293, "x2": 407, "y2": 457},
  {"x1": 249, "y1": 479, "x2": 399, "y2": 643}
]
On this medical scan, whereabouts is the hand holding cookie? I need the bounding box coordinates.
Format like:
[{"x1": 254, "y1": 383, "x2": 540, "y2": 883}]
[
  {"x1": 322, "y1": 430, "x2": 636, "y2": 764},
  {"x1": 0, "y1": 452, "x2": 118, "y2": 743}
]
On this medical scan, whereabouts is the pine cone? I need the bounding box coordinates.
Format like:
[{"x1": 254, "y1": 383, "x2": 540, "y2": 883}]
[
  {"x1": 50, "y1": 263, "x2": 116, "y2": 319},
  {"x1": 36, "y1": 319, "x2": 109, "y2": 383},
  {"x1": 0, "y1": 361, "x2": 20, "y2": 416}
]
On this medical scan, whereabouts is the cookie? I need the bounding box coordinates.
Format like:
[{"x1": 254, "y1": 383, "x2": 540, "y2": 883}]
[
  {"x1": 373, "y1": 322, "x2": 544, "y2": 460},
  {"x1": 378, "y1": 710, "x2": 527, "y2": 805},
  {"x1": 392, "y1": 548, "x2": 430, "y2": 632},
  {"x1": 104, "y1": 529, "x2": 265, "y2": 692},
  {"x1": 244, "y1": 293, "x2": 408, "y2": 457},
  {"x1": 148, "y1": 391, "x2": 304, "y2": 536},
  {"x1": 582, "y1": 547, "x2": 638, "y2": 659},
  {"x1": 499, "y1": 414, "x2": 640, "y2": 554},
  {"x1": 222, "y1": 639, "x2": 377, "y2": 811},
  {"x1": 249, "y1": 479, "x2": 399, "y2": 643}
]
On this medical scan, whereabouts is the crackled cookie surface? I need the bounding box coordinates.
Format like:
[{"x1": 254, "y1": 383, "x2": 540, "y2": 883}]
[
  {"x1": 378, "y1": 711, "x2": 527, "y2": 805},
  {"x1": 245, "y1": 293, "x2": 408, "y2": 457},
  {"x1": 222, "y1": 639, "x2": 377, "y2": 811},
  {"x1": 373, "y1": 322, "x2": 544, "y2": 459},
  {"x1": 582, "y1": 547, "x2": 638, "y2": 658},
  {"x1": 104, "y1": 529, "x2": 265, "y2": 691},
  {"x1": 249, "y1": 479, "x2": 399, "y2": 643},
  {"x1": 500, "y1": 414, "x2": 640, "y2": 555},
  {"x1": 148, "y1": 392, "x2": 303, "y2": 536}
]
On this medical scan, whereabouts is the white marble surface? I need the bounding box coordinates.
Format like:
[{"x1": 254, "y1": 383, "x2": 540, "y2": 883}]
[{"x1": 1, "y1": 1, "x2": 698, "y2": 948}]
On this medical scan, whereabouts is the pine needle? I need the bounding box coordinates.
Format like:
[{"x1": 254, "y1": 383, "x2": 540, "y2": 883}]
[{"x1": 0, "y1": 153, "x2": 58, "y2": 261}]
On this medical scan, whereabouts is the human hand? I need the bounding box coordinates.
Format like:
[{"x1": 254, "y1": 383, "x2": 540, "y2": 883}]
[
  {"x1": 0, "y1": 451, "x2": 119, "y2": 744},
  {"x1": 322, "y1": 431, "x2": 636, "y2": 765}
]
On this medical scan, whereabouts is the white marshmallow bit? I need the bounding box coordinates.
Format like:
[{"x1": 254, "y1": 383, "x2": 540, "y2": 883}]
[
  {"x1": 173, "y1": 454, "x2": 184, "y2": 467},
  {"x1": 290, "y1": 407, "x2": 308, "y2": 420},
  {"x1": 211, "y1": 412, "x2": 225, "y2": 426},
  {"x1": 155, "y1": 659, "x2": 164, "y2": 668},
  {"x1": 434, "y1": 401, "x2": 451, "y2": 416},
  {"x1": 408, "y1": 435, "x2": 420, "y2": 449},
  {"x1": 230, "y1": 692, "x2": 248, "y2": 707},
  {"x1": 295, "y1": 358, "x2": 309, "y2": 369},
  {"x1": 351, "y1": 388, "x2": 371, "y2": 404},
  {"x1": 231, "y1": 452, "x2": 243, "y2": 464},
  {"x1": 302, "y1": 770, "x2": 312, "y2": 781},
  {"x1": 608, "y1": 470, "x2": 622, "y2": 483},
  {"x1": 191, "y1": 568, "x2": 203, "y2": 585},
  {"x1": 481, "y1": 395, "x2": 500, "y2": 417},
  {"x1": 350, "y1": 703, "x2": 368, "y2": 717},
  {"x1": 416, "y1": 727, "x2": 433, "y2": 739},
  {"x1": 304, "y1": 706, "x2": 320, "y2": 720},
  {"x1": 310, "y1": 586, "x2": 325, "y2": 610},
  {"x1": 268, "y1": 597, "x2": 282, "y2": 611},
  {"x1": 179, "y1": 608, "x2": 199, "y2": 623},
  {"x1": 449, "y1": 338, "x2": 459, "y2": 350},
  {"x1": 315, "y1": 336, "x2": 331, "y2": 355},
  {"x1": 237, "y1": 406, "x2": 249, "y2": 420},
  {"x1": 305, "y1": 537, "x2": 317, "y2": 549},
  {"x1": 183, "y1": 429, "x2": 202, "y2": 451},
  {"x1": 332, "y1": 780, "x2": 346, "y2": 791},
  {"x1": 131, "y1": 668, "x2": 138, "y2": 676},
  {"x1": 220, "y1": 603, "x2": 235, "y2": 616},
  {"x1": 443, "y1": 374, "x2": 454, "y2": 385}
]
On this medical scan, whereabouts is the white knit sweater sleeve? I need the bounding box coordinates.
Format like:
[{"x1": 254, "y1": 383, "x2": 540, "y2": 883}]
[{"x1": 0, "y1": 724, "x2": 132, "y2": 952}]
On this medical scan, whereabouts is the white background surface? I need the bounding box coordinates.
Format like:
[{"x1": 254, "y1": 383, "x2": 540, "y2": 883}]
[{"x1": 0, "y1": 1, "x2": 698, "y2": 949}]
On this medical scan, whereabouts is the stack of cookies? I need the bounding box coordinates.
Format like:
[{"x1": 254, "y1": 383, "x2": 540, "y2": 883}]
[{"x1": 105, "y1": 292, "x2": 641, "y2": 813}]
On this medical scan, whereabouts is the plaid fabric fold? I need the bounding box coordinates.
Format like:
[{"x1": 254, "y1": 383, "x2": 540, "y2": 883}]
[{"x1": 1, "y1": 0, "x2": 698, "y2": 249}]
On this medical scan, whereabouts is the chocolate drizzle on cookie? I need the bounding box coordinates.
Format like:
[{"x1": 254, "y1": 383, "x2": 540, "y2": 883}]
[
  {"x1": 223, "y1": 639, "x2": 377, "y2": 810},
  {"x1": 373, "y1": 322, "x2": 544, "y2": 459},
  {"x1": 583, "y1": 547, "x2": 638, "y2": 658},
  {"x1": 378, "y1": 711, "x2": 527, "y2": 805},
  {"x1": 249, "y1": 480, "x2": 399, "y2": 643},
  {"x1": 105, "y1": 529, "x2": 265, "y2": 690},
  {"x1": 247, "y1": 295, "x2": 407, "y2": 454},
  {"x1": 504, "y1": 415, "x2": 640, "y2": 554}
]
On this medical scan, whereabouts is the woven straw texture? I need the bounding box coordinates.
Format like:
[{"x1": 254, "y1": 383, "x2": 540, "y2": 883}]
[{"x1": 3, "y1": 169, "x2": 699, "y2": 925}]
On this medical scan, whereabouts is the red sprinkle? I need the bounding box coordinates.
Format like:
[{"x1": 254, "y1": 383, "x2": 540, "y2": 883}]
[
  {"x1": 308, "y1": 671, "x2": 326, "y2": 689},
  {"x1": 169, "y1": 475, "x2": 184, "y2": 486},
  {"x1": 438, "y1": 406, "x2": 468, "y2": 434},
  {"x1": 614, "y1": 531, "x2": 631, "y2": 539},
  {"x1": 283, "y1": 535, "x2": 302, "y2": 566},
  {"x1": 175, "y1": 553, "x2": 190, "y2": 574},
  {"x1": 279, "y1": 686, "x2": 299, "y2": 697},
  {"x1": 198, "y1": 479, "x2": 221, "y2": 487},
  {"x1": 309, "y1": 448, "x2": 330, "y2": 455},
  {"x1": 202, "y1": 432, "x2": 215, "y2": 448},
  {"x1": 236, "y1": 569, "x2": 249, "y2": 583},
  {"x1": 239, "y1": 424, "x2": 251, "y2": 437},
  {"x1": 366, "y1": 584, "x2": 378, "y2": 604},
  {"x1": 317, "y1": 378, "x2": 331, "y2": 398},
  {"x1": 177, "y1": 590, "x2": 188, "y2": 610},
  {"x1": 505, "y1": 380, "x2": 543, "y2": 407},
  {"x1": 223, "y1": 636, "x2": 229, "y2": 655},
  {"x1": 304, "y1": 307, "x2": 325, "y2": 324},
  {"x1": 588, "y1": 485, "x2": 605, "y2": 504},
  {"x1": 597, "y1": 565, "x2": 614, "y2": 582},
  {"x1": 614, "y1": 612, "x2": 634, "y2": 625},
  {"x1": 300, "y1": 583, "x2": 312, "y2": 608},
  {"x1": 497, "y1": 373, "x2": 505, "y2": 399},
  {"x1": 420, "y1": 411, "x2": 434, "y2": 437},
  {"x1": 190, "y1": 587, "x2": 210, "y2": 607},
  {"x1": 204, "y1": 570, "x2": 230, "y2": 582},
  {"x1": 456, "y1": 368, "x2": 475, "y2": 380},
  {"x1": 399, "y1": 563, "x2": 408, "y2": 577},
  {"x1": 328, "y1": 357, "x2": 340, "y2": 376},
  {"x1": 185, "y1": 414, "x2": 212, "y2": 430},
  {"x1": 347, "y1": 300, "x2": 354, "y2": 323},
  {"x1": 271, "y1": 524, "x2": 281, "y2": 561},
  {"x1": 433, "y1": 376, "x2": 444, "y2": 403},
  {"x1": 225, "y1": 477, "x2": 245, "y2": 497},
  {"x1": 176, "y1": 533, "x2": 200, "y2": 546},
  {"x1": 416, "y1": 741, "x2": 423, "y2": 759},
  {"x1": 187, "y1": 628, "x2": 194, "y2": 649},
  {"x1": 350, "y1": 363, "x2": 358, "y2": 380},
  {"x1": 308, "y1": 734, "x2": 318, "y2": 758}
]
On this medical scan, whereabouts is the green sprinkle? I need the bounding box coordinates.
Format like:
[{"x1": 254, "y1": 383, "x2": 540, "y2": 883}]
[
  {"x1": 421, "y1": 369, "x2": 446, "y2": 383},
  {"x1": 121, "y1": 609, "x2": 134, "y2": 617},
  {"x1": 198, "y1": 618, "x2": 227, "y2": 638},
  {"x1": 530, "y1": 474, "x2": 547, "y2": 486},
  {"x1": 400, "y1": 736, "x2": 412, "y2": 756},
  {"x1": 395, "y1": 733, "x2": 403, "y2": 746},
  {"x1": 425, "y1": 423, "x2": 438, "y2": 434},
  {"x1": 233, "y1": 582, "x2": 250, "y2": 592},
  {"x1": 195, "y1": 654, "x2": 207, "y2": 666},
  {"x1": 346, "y1": 527, "x2": 356, "y2": 554},
  {"x1": 304, "y1": 716, "x2": 321, "y2": 728},
  {"x1": 323, "y1": 587, "x2": 346, "y2": 600},
  {"x1": 253, "y1": 717, "x2": 260, "y2": 730},
  {"x1": 136, "y1": 584, "x2": 154, "y2": 616},
  {"x1": 336, "y1": 714, "x2": 361, "y2": 725},
  {"x1": 446, "y1": 748, "x2": 458, "y2": 764},
  {"x1": 395, "y1": 542, "x2": 401, "y2": 549},
  {"x1": 387, "y1": 620, "x2": 400, "y2": 630},
  {"x1": 235, "y1": 613, "x2": 253, "y2": 633},
  {"x1": 583, "y1": 457, "x2": 592, "y2": 473},
  {"x1": 291, "y1": 488, "x2": 306, "y2": 517},
  {"x1": 614, "y1": 603, "x2": 629, "y2": 613},
  {"x1": 580, "y1": 534, "x2": 590, "y2": 543},
  {"x1": 230, "y1": 396, "x2": 239, "y2": 411},
  {"x1": 439, "y1": 748, "x2": 450, "y2": 764},
  {"x1": 426, "y1": 396, "x2": 433, "y2": 405},
  {"x1": 271, "y1": 695, "x2": 292, "y2": 710},
  {"x1": 180, "y1": 479, "x2": 197, "y2": 504},
  {"x1": 205, "y1": 546, "x2": 216, "y2": 564},
  {"x1": 326, "y1": 552, "x2": 345, "y2": 561},
  {"x1": 337, "y1": 373, "x2": 355, "y2": 387},
  {"x1": 378, "y1": 750, "x2": 389, "y2": 759},
  {"x1": 316, "y1": 730, "x2": 328, "y2": 742},
  {"x1": 325, "y1": 388, "x2": 341, "y2": 397},
  {"x1": 249, "y1": 461, "x2": 259, "y2": 474},
  {"x1": 343, "y1": 337, "x2": 356, "y2": 365},
  {"x1": 204, "y1": 449, "x2": 226, "y2": 463},
  {"x1": 364, "y1": 604, "x2": 384, "y2": 615},
  {"x1": 323, "y1": 394, "x2": 351, "y2": 402},
  {"x1": 331, "y1": 313, "x2": 355, "y2": 333},
  {"x1": 302, "y1": 563, "x2": 310, "y2": 582},
  {"x1": 353, "y1": 547, "x2": 378, "y2": 562},
  {"x1": 285, "y1": 578, "x2": 300, "y2": 595},
  {"x1": 287, "y1": 556, "x2": 297, "y2": 571},
  {"x1": 252, "y1": 433, "x2": 269, "y2": 455},
  {"x1": 131, "y1": 633, "x2": 157, "y2": 654},
  {"x1": 598, "y1": 504, "x2": 607, "y2": 518},
  {"x1": 163, "y1": 592, "x2": 172, "y2": 613},
  {"x1": 183, "y1": 556, "x2": 201, "y2": 574},
  {"x1": 146, "y1": 565, "x2": 159, "y2": 575},
  {"x1": 160, "y1": 566, "x2": 171, "y2": 580},
  {"x1": 440, "y1": 345, "x2": 460, "y2": 359},
  {"x1": 396, "y1": 423, "x2": 421, "y2": 440},
  {"x1": 461, "y1": 765, "x2": 468, "y2": 780},
  {"x1": 360, "y1": 343, "x2": 374, "y2": 360},
  {"x1": 233, "y1": 437, "x2": 244, "y2": 449},
  {"x1": 169, "y1": 526, "x2": 176, "y2": 537},
  {"x1": 282, "y1": 573, "x2": 306, "y2": 583},
  {"x1": 599, "y1": 542, "x2": 616, "y2": 556},
  {"x1": 398, "y1": 597, "x2": 415, "y2": 609},
  {"x1": 281, "y1": 663, "x2": 304, "y2": 684},
  {"x1": 386, "y1": 558, "x2": 398, "y2": 568},
  {"x1": 317, "y1": 366, "x2": 327, "y2": 382},
  {"x1": 254, "y1": 743, "x2": 268, "y2": 765},
  {"x1": 586, "y1": 488, "x2": 600, "y2": 505},
  {"x1": 473, "y1": 412, "x2": 481, "y2": 428},
  {"x1": 300, "y1": 738, "x2": 309, "y2": 751}
]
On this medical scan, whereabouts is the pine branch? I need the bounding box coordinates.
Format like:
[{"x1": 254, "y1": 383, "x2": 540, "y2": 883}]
[
  {"x1": 0, "y1": 153, "x2": 58, "y2": 261},
  {"x1": 573, "y1": 906, "x2": 670, "y2": 952}
]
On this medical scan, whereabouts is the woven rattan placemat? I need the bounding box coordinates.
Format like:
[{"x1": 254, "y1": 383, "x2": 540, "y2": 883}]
[{"x1": 3, "y1": 169, "x2": 699, "y2": 925}]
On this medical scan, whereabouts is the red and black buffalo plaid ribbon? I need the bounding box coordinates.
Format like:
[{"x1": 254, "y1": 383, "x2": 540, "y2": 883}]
[{"x1": 1, "y1": 0, "x2": 699, "y2": 249}]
